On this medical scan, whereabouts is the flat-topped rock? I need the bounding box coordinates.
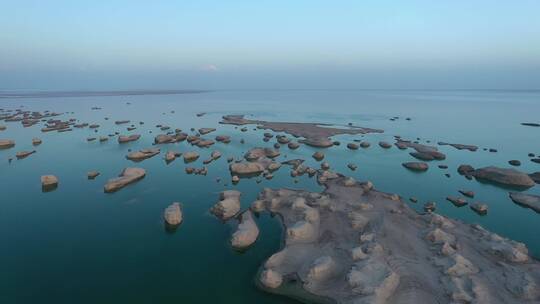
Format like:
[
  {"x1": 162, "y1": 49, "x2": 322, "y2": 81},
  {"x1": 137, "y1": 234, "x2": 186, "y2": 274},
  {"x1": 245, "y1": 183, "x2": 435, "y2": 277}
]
[
  {"x1": 230, "y1": 162, "x2": 266, "y2": 176},
  {"x1": 446, "y1": 196, "x2": 468, "y2": 207},
  {"x1": 183, "y1": 151, "x2": 200, "y2": 163},
  {"x1": 457, "y1": 164, "x2": 475, "y2": 175},
  {"x1": 402, "y1": 162, "x2": 429, "y2": 172},
  {"x1": 347, "y1": 143, "x2": 359, "y2": 150},
  {"x1": 41, "y1": 175, "x2": 58, "y2": 192},
  {"x1": 164, "y1": 202, "x2": 183, "y2": 226},
  {"x1": 126, "y1": 148, "x2": 160, "y2": 161},
  {"x1": 215, "y1": 135, "x2": 231, "y2": 143},
  {"x1": 470, "y1": 202, "x2": 488, "y2": 215},
  {"x1": 211, "y1": 190, "x2": 241, "y2": 220},
  {"x1": 198, "y1": 127, "x2": 216, "y2": 135},
  {"x1": 0, "y1": 139, "x2": 15, "y2": 149},
  {"x1": 220, "y1": 115, "x2": 383, "y2": 142},
  {"x1": 470, "y1": 166, "x2": 535, "y2": 189},
  {"x1": 231, "y1": 210, "x2": 259, "y2": 249},
  {"x1": 438, "y1": 142, "x2": 478, "y2": 152},
  {"x1": 87, "y1": 171, "x2": 100, "y2": 179},
  {"x1": 104, "y1": 167, "x2": 146, "y2": 193},
  {"x1": 32, "y1": 138, "x2": 42, "y2": 145},
  {"x1": 509, "y1": 192, "x2": 540, "y2": 213},
  {"x1": 16, "y1": 150, "x2": 36, "y2": 159},
  {"x1": 118, "y1": 134, "x2": 141, "y2": 143}
]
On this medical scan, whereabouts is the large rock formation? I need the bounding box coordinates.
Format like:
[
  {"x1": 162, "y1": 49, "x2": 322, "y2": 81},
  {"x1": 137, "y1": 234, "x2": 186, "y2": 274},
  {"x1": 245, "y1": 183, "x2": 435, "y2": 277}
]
[
  {"x1": 470, "y1": 166, "x2": 535, "y2": 189},
  {"x1": 104, "y1": 167, "x2": 146, "y2": 193},
  {"x1": 253, "y1": 176, "x2": 540, "y2": 303}
]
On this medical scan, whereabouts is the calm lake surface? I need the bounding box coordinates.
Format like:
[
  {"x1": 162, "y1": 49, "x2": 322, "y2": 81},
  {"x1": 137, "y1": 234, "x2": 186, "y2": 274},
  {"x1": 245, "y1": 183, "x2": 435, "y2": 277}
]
[{"x1": 1, "y1": 90, "x2": 539, "y2": 303}]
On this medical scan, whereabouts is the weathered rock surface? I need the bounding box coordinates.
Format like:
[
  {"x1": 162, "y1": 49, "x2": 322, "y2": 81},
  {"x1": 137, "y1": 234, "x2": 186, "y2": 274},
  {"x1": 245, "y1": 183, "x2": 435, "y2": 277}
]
[
  {"x1": 41, "y1": 175, "x2": 58, "y2": 192},
  {"x1": 231, "y1": 210, "x2": 260, "y2": 249},
  {"x1": 16, "y1": 150, "x2": 36, "y2": 159},
  {"x1": 32, "y1": 138, "x2": 42, "y2": 146},
  {"x1": 164, "y1": 202, "x2": 183, "y2": 226},
  {"x1": 118, "y1": 134, "x2": 141, "y2": 143},
  {"x1": 126, "y1": 148, "x2": 160, "y2": 161},
  {"x1": 0, "y1": 139, "x2": 15, "y2": 149},
  {"x1": 104, "y1": 167, "x2": 146, "y2": 193},
  {"x1": 402, "y1": 162, "x2": 429, "y2": 172},
  {"x1": 470, "y1": 166, "x2": 535, "y2": 189},
  {"x1": 312, "y1": 151, "x2": 324, "y2": 161},
  {"x1": 87, "y1": 171, "x2": 100, "y2": 179},
  {"x1": 183, "y1": 151, "x2": 200, "y2": 163},
  {"x1": 198, "y1": 127, "x2": 216, "y2": 135},
  {"x1": 509, "y1": 192, "x2": 540, "y2": 213},
  {"x1": 254, "y1": 176, "x2": 540, "y2": 303},
  {"x1": 211, "y1": 190, "x2": 241, "y2": 220}
]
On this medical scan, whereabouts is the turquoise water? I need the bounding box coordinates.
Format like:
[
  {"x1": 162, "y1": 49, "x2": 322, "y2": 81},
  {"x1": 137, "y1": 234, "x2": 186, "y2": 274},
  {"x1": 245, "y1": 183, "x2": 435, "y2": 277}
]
[{"x1": 1, "y1": 90, "x2": 539, "y2": 303}]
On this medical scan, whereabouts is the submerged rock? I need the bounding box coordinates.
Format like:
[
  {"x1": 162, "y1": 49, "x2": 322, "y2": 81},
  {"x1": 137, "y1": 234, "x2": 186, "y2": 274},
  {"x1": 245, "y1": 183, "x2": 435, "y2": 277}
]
[
  {"x1": 509, "y1": 192, "x2": 540, "y2": 213},
  {"x1": 470, "y1": 166, "x2": 535, "y2": 189},
  {"x1": 104, "y1": 167, "x2": 146, "y2": 193},
  {"x1": 231, "y1": 210, "x2": 259, "y2": 249},
  {"x1": 508, "y1": 160, "x2": 521, "y2": 166},
  {"x1": 164, "y1": 202, "x2": 183, "y2": 226},
  {"x1": 211, "y1": 190, "x2": 241, "y2": 220}
]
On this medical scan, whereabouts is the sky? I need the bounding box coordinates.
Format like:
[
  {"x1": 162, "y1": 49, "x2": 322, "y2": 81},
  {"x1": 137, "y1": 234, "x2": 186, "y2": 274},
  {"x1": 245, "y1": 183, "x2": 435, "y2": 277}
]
[{"x1": 1, "y1": 0, "x2": 539, "y2": 90}]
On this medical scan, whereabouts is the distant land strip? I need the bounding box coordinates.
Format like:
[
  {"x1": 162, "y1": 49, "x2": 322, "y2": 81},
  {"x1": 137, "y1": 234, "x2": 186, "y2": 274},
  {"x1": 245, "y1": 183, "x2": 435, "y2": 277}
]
[{"x1": 0, "y1": 89, "x2": 211, "y2": 99}]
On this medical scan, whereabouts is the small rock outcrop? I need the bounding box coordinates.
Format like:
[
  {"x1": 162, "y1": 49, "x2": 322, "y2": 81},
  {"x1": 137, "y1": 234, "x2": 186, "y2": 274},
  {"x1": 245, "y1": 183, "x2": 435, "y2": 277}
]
[
  {"x1": 126, "y1": 148, "x2": 160, "y2": 162},
  {"x1": 0, "y1": 139, "x2": 15, "y2": 149},
  {"x1": 210, "y1": 190, "x2": 241, "y2": 220},
  {"x1": 402, "y1": 162, "x2": 428, "y2": 172},
  {"x1": 104, "y1": 167, "x2": 146, "y2": 193},
  {"x1": 231, "y1": 210, "x2": 259, "y2": 249},
  {"x1": 41, "y1": 175, "x2": 58, "y2": 192},
  {"x1": 164, "y1": 202, "x2": 183, "y2": 226},
  {"x1": 118, "y1": 134, "x2": 141, "y2": 143}
]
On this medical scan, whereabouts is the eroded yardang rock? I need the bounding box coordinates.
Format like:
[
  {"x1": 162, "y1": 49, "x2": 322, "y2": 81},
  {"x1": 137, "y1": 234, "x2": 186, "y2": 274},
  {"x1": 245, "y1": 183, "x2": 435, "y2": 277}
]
[
  {"x1": 210, "y1": 190, "x2": 241, "y2": 220},
  {"x1": 0, "y1": 139, "x2": 15, "y2": 149},
  {"x1": 509, "y1": 192, "x2": 540, "y2": 213},
  {"x1": 164, "y1": 202, "x2": 183, "y2": 226},
  {"x1": 41, "y1": 175, "x2": 58, "y2": 192},
  {"x1": 253, "y1": 176, "x2": 540, "y2": 303},
  {"x1": 470, "y1": 166, "x2": 535, "y2": 189},
  {"x1": 231, "y1": 210, "x2": 259, "y2": 249},
  {"x1": 104, "y1": 167, "x2": 146, "y2": 193}
]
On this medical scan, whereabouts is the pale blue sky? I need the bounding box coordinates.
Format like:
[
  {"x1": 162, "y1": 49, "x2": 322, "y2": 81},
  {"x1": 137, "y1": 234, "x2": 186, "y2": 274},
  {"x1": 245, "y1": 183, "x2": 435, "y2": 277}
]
[{"x1": 1, "y1": 0, "x2": 539, "y2": 89}]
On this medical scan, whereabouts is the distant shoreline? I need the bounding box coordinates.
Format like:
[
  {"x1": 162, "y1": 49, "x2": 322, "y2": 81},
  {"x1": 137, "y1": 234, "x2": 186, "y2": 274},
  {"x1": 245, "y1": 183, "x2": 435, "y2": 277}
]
[{"x1": 0, "y1": 89, "x2": 211, "y2": 99}]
